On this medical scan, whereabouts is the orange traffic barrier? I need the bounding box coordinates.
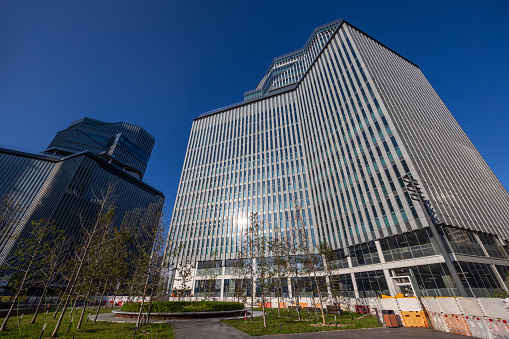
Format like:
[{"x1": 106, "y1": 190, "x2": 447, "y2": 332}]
[
  {"x1": 400, "y1": 311, "x2": 429, "y2": 327},
  {"x1": 443, "y1": 314, "x2": 471, "y2": 336}
]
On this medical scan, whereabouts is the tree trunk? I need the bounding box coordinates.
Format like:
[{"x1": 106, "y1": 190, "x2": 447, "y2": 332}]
[
  {"x1": 52, "y1": 296, "x2": 63, "y2": 320},
  {"x1": 52, "y1": 261, "x2": 88, "y2": 337},
  {"x1": 277, "y1": 277, "x2": 282, "y2": 317},
  {"x1": 250, "y1": 272, "x2": 254, "y2": 321},
  {"x1": 0, "y1": 230, "x2": 44, "y2": 331},
  {"x1": 134, "y1": 284, "x2": 149, "y2": 335},
  {"x1": 293, "y1": 273, "x2": 301, "y2": 320},
  {"x1": 32, "y1": 263, "x2": 59, "y2": 324},
  {"x1": 51, "y1": 293, "x2": 71, "y2": 337},
  {"x1": 146, "y1": 303, "x2": 153, "y2": 325},
  {"x1": 134, "y1": 254, "x2": 155, "y2": 337},
  {"x1": 309, "y1": 274, "x2": 318, "y2": 316},
  {"x1": 312, "y1": 272, "x2": 326, "y2": 325},
  {"x1": 77, "y1": 287, "x2": 93, "y2": 329},
  {"x1": 53, "y1": 284, "x2": 70, "y2": 319},
  {"x1": 261, "y1": 297, "x2": 266, "y2": 327},
  {"x1": 93, "y1": 278, "x2": 109, "y2": 323},
  {"x1": 69, "y1": 295, "x2": 80, "y2": 318},
  {"x1": 0, "y1": 286, "x2": 25, "y2": 331},
  {"x1": 277, "y1": 294, "x2": 280, "y2": 317},
  {"x1": 30, "y1": 288, "x2": 47, "y2": 324}
]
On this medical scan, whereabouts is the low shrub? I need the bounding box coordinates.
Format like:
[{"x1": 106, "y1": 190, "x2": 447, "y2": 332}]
[{"x1": 121, "y1": 301, "x2": 244, "y2": 313}]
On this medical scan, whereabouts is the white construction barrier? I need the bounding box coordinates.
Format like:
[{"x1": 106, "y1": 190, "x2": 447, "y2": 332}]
[
  {"x1": 465, "y1": 315, "x2": 493, "y2": 339},
  {"x1": 477, "y1": 298, "x2": 509, "y2": 319},
  {"x1": 436, "y1": 297, "x2": 462, "y2": 315},
  {"x1": 485, "y1": 317, "x2": 509, "y2": 339},
  {"x1": 428, "y1": 311, "x2": 449, "y2": 333},
  {"x1": 422, "y1": 298, "x2": 441, "y2": 314},
  {"x1": 397, "y1": 297, "x2": 421, "y2": 312},
  {"x1": 381, "y1": 298, "x2": 399, "y2": 312},
  {"x1": 457, "y1": 298, "x2": 485, "y2": 317}
]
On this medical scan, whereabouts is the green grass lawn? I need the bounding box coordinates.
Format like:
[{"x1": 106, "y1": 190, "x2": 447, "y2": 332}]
[
  {"x1": 223, "y1": 308, "x2": 381, "y2": 336},
  {"x1": 0, "y1": 307, "x2": 175, "y2": 338}
]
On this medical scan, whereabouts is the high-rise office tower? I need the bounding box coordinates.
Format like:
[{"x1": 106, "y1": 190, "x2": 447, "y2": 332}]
[
  {"x1": 165, "y1": 20, "x2": 509, "y2": 298},
  {"x1": 44, "y1": 117, "x2": 155, "y2": 179},
  {"x1": 0, "y1": 118, "x2": 164, "y2": 287}
]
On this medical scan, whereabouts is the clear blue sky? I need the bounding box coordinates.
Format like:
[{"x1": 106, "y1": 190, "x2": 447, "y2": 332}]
[{"x1": 1, "y1": 1, "x2": 508, "y2": 221}]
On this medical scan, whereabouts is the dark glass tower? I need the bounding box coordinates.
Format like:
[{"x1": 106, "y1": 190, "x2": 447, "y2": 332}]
[
  {"x1": 0, "y1": 118, "x2": 164, "y2": 288},
  {"x1": 44, "y1": 117, "x2": 155, "y2": 179}
]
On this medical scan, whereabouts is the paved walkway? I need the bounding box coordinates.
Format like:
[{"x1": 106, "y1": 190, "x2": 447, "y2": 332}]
[
  {"x1": 172, "y1": 319, "x2": 251, "y2": 338},
  {"x1": 92, "y1": 311, "x2": 466, "y2": 338},
  {"x1": 172, "y1": 321, "x2": 466, "y2": 339},
  {"x1": 260, "y1": 327, "x2": 465, "y2": 339}
]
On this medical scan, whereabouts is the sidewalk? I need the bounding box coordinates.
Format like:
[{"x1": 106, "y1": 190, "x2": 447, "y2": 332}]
[
  {"x1": 172, "y1": 319, "x2": 466, "y2": 339},
  {"x1": 91, "y1": 311, "x2": 467, "y2": 338},
  {"x1": 172, "y1": 319, "x2": 250, "y2": 339},
  {"x1": 259, "y1": 327, "x2": 465, "y2": 339}
]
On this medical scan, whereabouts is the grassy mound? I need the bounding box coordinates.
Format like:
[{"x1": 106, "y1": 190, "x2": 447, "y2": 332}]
[{"x1": 121, "y1": 301, "x2": 244, "y2": 313}]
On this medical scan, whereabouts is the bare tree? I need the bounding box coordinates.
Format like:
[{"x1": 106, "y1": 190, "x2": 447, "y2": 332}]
[
  {"x1": 51, "y1": 183, "x2": 117, "y2": 337},
  {"x1": 252, "y1": 214, "x2": 274, "y2": 328},
  {"x1": 240, "y1": 214, "x2": 258, "y2": 321},
  {"x1": 0, "y1": 218, "x2": 55, "y2": 331},
  {"x1": 90, "y1": 228, "x2": 130, "y2": 323},
  {"x1": 30, "y1": 229, "x2": 70, "y2": 324},
  {"x1": 271, "y1": 226, "x2": 288, "y2": 317},
  {"x1": 132, "y1": 205, "x2": 166, "y2": 337},
  {"x1": 175, "y1": 262, "x2": 194, "y2": 301},
  {"x1": 318, "y1": 241, "x2": 343, "y2": 315},
  {"x1": 201, "y1": 250, "x2": 221, "y2": 301},
  {"x1": 290, "y1": 202, "x2": 327, "y2": 325},
  {"x1": 285, "y1": 216, "x2": 304, "y2": 320},
  {"x1": 0, "y1": 219, "x2": 54, "y2": 331}
]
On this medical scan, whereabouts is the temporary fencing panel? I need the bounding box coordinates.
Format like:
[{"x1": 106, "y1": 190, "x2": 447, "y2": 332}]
[
  {"x1": 400, "y1": 311, "x2": 429, "y2": 327},
  {"x1": 422, "y1": 298, "x2": 442, "y2": 314},
  {"x1": 485, "y1": 318, "x2": 509, "y2": 339},
  {"x1": 457, "y1": 298, "x2": 485, "y2": 317},
  {"x1": 465, "y1": 315, "x2": 493, "y2": 339},
  {"x1": 380, "y1": 298, "x2": 399, "y2": 313},
  {"x1": 429, "y1": 312, "x2": 449, "y2": 333},
  {"x1": 478, "y1": 298, "x2": 509, "y2": 319},
  {"x1": 495, "y1": 319, "x2": 509, "y2": 339},
  {"x1": 437, "y1": 298, "x2": 462, "y2": 315},
  {"x1": 398, "y1": 297, "x2": 421, "y2": 312},
  {"x1": 443, "y1": 314, "x2": 472, "y2": 336},
  {"x1": 377, "y1": 295, "x2": 509, "y2": 338}
]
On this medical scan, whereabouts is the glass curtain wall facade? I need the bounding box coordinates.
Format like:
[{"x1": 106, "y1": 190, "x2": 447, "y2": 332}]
[
  {"x1": 165, "y1": 20, "x2": 509, "y2": 298},
  {"x1": 0, "y1": 119, "x2": 164, "y2": 287},
  {"x1": 44, "y1": 117, "x2": 155, "y2": 179}
]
